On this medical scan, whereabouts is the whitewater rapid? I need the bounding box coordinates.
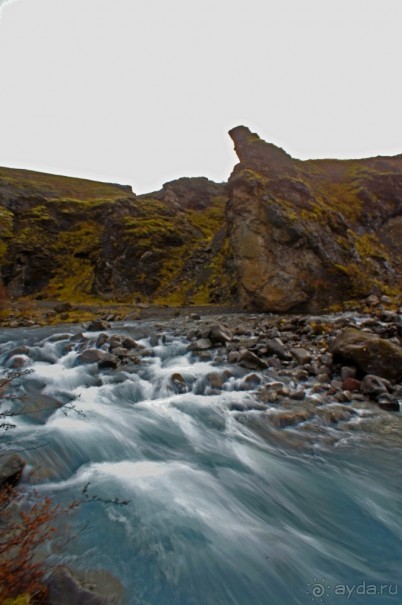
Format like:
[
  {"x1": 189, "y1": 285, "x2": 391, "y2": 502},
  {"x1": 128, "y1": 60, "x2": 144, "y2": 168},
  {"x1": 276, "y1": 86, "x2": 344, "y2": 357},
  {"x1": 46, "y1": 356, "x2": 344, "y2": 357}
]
[{"x1": 1, "y1": 321, "x2": 401, "y2": 605}]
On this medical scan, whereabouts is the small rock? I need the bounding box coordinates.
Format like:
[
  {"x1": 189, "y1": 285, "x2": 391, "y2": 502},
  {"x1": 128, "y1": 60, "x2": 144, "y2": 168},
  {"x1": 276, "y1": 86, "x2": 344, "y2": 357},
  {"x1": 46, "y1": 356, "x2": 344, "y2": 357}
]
[
  {"x1": 0, "y1": 454, "x2": 25, "y2": 488},
  {"x1": 190, "y1": 313, "x2": 201, "y2": 320},
  {"x1": 87, "y1": 319, "x2": 110, "y2": 332},
  {"x1": 238, "y1": 350, "x2": 268, "y2": 370},
  {"x1": 54, "y1": 302, "x2": 73, "y2": 314},
  {"x1": 366, "y1": 294, "x2": 380, "y2": 307},
  {"x1": 208, "y1": 323, "x2": 233, "y2": 345},
  {"x1": 96, "y1": 333, "x2": 108, "y2": 348},
  {"x1": 289, "y1": 389, "x2": 306, "y2": 401},
  {"x1": 188, "y1": 338, "x2": 213, "y2": 351},
  {"x1": 98, "y1": 354, "x2": 120, "y2": 369},
  {"x1": 77, "y1": 349, "x2": 107, "y2": 365},
  {"x1": 340, "y1": 366, "x2": 357, "y2": 380},
  {"x1": 360, "y1": 374, "x2": 392, "y2": 397},
  {"x1": 265, "y1": 339, "x2": 292, "y2": 360},
  {"x1": 290, "y1": 347, "x2": 311, "y2": 365},
  {"x1": 121, "y1": 336, "x2": 138, "y2": 350},
  {"x1": 341, "y1": 377, "x2": 361, "y2": 392}
]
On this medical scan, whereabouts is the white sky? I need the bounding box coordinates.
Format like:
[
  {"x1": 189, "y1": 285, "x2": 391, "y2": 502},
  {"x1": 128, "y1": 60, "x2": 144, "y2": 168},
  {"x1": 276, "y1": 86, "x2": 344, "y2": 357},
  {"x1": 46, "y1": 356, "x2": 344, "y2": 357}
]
[{"x1": 0, "y1": 0, "x2": 401, "y2": 193}]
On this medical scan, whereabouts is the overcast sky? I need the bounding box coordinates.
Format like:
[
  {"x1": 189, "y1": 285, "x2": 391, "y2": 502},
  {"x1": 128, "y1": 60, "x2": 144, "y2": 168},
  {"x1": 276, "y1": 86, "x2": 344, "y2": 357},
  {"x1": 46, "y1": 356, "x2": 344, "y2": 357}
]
[{"x1": 0, "y1": 0, "x2": 401, "y2": 193}]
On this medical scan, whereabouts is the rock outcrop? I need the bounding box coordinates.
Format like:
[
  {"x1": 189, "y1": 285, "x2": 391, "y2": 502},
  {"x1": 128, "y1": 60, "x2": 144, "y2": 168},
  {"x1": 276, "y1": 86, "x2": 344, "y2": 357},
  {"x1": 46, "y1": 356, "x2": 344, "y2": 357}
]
[
  {"x1": 0, "y1": 127, "x2": 401, "y2": 311},
  {"x1": 227, "y1": 126, "x2": 402, "y2": 311}
]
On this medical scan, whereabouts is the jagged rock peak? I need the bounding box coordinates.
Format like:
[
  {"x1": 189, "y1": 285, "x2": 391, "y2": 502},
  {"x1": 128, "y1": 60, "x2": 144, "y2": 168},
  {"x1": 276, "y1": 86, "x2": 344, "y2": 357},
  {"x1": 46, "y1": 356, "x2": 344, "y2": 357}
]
[{"x1": 229, "y1": 125, "x2": 293, "y2": 173}]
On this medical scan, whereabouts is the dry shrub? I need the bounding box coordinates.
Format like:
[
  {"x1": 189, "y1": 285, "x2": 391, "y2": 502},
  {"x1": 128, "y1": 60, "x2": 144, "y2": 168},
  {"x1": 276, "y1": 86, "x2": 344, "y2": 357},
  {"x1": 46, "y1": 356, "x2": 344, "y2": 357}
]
[{"x1": 0, "y1": 486, "x2": 75, "y2": 604}]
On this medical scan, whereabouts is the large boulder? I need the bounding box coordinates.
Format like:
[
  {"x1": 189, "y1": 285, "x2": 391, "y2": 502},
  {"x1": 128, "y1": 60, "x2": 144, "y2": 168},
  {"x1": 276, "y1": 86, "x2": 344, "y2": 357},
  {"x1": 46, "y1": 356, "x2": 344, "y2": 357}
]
[{"x1": 331, "y1": 328, "x2": 402, "y2": 381}]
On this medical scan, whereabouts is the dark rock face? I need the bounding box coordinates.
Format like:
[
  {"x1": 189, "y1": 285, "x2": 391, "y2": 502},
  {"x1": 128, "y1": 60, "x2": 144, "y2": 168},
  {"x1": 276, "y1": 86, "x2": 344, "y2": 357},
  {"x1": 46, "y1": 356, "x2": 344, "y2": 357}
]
[{"x1": 227, "y1": 126, "x2": 402, "y2": 312}]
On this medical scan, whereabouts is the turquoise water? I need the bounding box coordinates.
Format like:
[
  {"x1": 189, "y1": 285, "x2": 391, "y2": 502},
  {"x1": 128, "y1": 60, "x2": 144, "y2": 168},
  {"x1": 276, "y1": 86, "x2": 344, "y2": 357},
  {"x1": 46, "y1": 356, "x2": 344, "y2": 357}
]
[{"x1": 1, "y1": 324, "x2": 401, "y2": 605}]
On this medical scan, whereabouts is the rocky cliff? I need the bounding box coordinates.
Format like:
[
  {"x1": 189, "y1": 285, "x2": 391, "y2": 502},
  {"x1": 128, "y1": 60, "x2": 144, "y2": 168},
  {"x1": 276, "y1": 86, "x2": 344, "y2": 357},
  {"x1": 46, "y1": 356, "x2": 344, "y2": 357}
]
[
  {"x1": 0, "y1": 168, "x2": 235, "y2": 305},
  {"x1": 228, "y1": 126, "x2": 402, "y2": 311},
  {"x1": 0, "y1": 127, "x2": 401, "y2": 311}
]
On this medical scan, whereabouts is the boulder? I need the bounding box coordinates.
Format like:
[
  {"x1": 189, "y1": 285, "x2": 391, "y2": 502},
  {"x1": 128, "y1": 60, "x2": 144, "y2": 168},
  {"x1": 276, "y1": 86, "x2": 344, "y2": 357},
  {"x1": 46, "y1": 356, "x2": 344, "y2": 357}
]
[
  {"x1": 331, "y1": 328, "x2": 402, "y2": 381},
  {"x1": 0, "y1": 454, "x2": 25, "y2": 488}
]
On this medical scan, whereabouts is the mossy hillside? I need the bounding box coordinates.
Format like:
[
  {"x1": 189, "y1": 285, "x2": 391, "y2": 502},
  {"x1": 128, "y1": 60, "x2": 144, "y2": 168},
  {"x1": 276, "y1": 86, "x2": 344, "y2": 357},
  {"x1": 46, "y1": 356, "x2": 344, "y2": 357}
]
[
  {"x1": 116, "y1": 194, "x2": 235, "y2": 305},
  {"x1": 0, "y1": 207, "x2": 13, "y2": 262},
  {"x1": 0, "y1": 167, "x2": 130, "y2": 202}
]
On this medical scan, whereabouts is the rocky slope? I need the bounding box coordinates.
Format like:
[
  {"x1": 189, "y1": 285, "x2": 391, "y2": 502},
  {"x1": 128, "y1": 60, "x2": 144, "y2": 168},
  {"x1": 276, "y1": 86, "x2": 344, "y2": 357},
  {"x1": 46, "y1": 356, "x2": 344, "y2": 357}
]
[{"x1": 0, "y1": 127, "x2": 401, "y2": 311}]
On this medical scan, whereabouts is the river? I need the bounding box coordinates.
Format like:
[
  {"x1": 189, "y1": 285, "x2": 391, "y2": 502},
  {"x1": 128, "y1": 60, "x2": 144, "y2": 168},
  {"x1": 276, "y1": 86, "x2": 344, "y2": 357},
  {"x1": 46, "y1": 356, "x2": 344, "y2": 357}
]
[{"x1": 1, "y1": 318, "x2": 401, "y2": 605}]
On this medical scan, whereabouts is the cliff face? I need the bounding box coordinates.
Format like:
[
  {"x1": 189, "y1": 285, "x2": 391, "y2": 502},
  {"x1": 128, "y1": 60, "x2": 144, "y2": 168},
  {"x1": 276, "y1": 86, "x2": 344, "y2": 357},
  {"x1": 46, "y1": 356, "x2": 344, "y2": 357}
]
[
  {"x1": 0, "y1": 128, "x2": 401, "y2": 311},
  {"x1": 227, "y1": 126, "x2": 402, "y2": 311},
  {"x1": 0, "y1": 168, "x2": 235, "y2": 305}
]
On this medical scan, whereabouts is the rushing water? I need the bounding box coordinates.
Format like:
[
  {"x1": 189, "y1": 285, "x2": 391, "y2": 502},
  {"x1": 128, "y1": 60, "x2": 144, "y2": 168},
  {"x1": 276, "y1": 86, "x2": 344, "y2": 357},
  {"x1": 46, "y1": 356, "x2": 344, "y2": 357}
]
[{"x1": 1, "y1": 321, "x2": 401, "y2": 605}]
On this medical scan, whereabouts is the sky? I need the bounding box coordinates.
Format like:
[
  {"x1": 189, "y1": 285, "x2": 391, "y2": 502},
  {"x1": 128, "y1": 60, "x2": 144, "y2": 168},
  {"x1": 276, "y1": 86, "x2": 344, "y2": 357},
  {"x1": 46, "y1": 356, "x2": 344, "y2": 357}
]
[{"x1": 0, "y1": 0, "x2": 401, "y2": 193}]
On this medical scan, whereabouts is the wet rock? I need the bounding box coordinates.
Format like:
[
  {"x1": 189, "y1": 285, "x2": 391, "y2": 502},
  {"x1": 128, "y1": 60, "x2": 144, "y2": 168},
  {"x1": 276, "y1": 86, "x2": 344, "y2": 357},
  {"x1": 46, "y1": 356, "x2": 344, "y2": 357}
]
[
  {"x1": 171, "y1": 372, "x2": 187, "y2": 393},
  {"x1": 242, "y1": 373, "x2": 262, "y2": 388},
  {"x1": 265, "y1": 338, "x2": 292, "y2": 360},
  {"x1": 331, "y1": 328, "x2": 402, "y2": 381},
  {"x1": 87, "y1": 319, "x2": 111, "y2": 332},
  {"x1": 109, "y1": 336, "x2": 123, "y2": 350},
  {"x1": 198, "y1": 350, "x2": 213, "y2": 361},
  {"x1": 340, "y1": 366, "x2": 357, "y2": 380},
  {"x1": 46, "y1": 565, "x2": 124, "y2": 605},
  {"x1": 377, "y1": 397, "x2": 400, "y2": 412},
  {"x1": 190, "y1": 312, "x2": 201, "y2": 320},
  {"x1": 360, "y1": 374, "x2": 392, "y2": 397},
  {"x1": 268, "y1": 408, "x2": 313, "y2": 428},
  {"x1": 98, "y1": 354, "x2": 120, "y2": 369},
  {"x1": 8, "y1": 355, "x2": 28, "y2": 369},
  {"x1": 70, "y1": 332, "x2": 89, "y2": 344},
  {"x1": 341, "y1": 377, "x2": 361, "y2": 392},
  {"x1": 96, "y1": 333, "x2": 109, "y2": 348},
  {"x1": 188, "y1": 338, "x2": 213, "y2": 351},
  {"x1": 0, "y1": 454, "x2": 25, "y2": 488},
  {"x1": 227, "y1": 351, "x2": 239, "y2": 364},
  {"x1": 111, "y1": 347, "x2": 130, "y2": 359},
  {"x1": 319, "y1": 353, "x2": 333, "y2": 367},
  {"x1": 208, "y1": 323, "x2": 233, "y2": 345},
  {"x1": 316, "y1": 405, "x2": 355, "y2": 424},
  {"x1": 4, "y1": 346, "x2": 30, "y2": 361},
  {"x1": 290, "y1": 347, "x2": 311, "y2": 365},
  {"x1": 77, "y1": 349, "x2": 107, "y2": 365},
  {"x1": 294, "y1": 368, "x2": 309, "y2": 381},
  {"x1": 121, "y1": 336, "x2": 139, "y2": 350},
  {"x1": 206, "y1": 372, "x2": 225, "y2": 389},
  {"x1": 238, "y1": 350, "x2": 268, "y2": 370},
  {"x1": 289, "y1": 388, "x2": 306, "y2": 401}
]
